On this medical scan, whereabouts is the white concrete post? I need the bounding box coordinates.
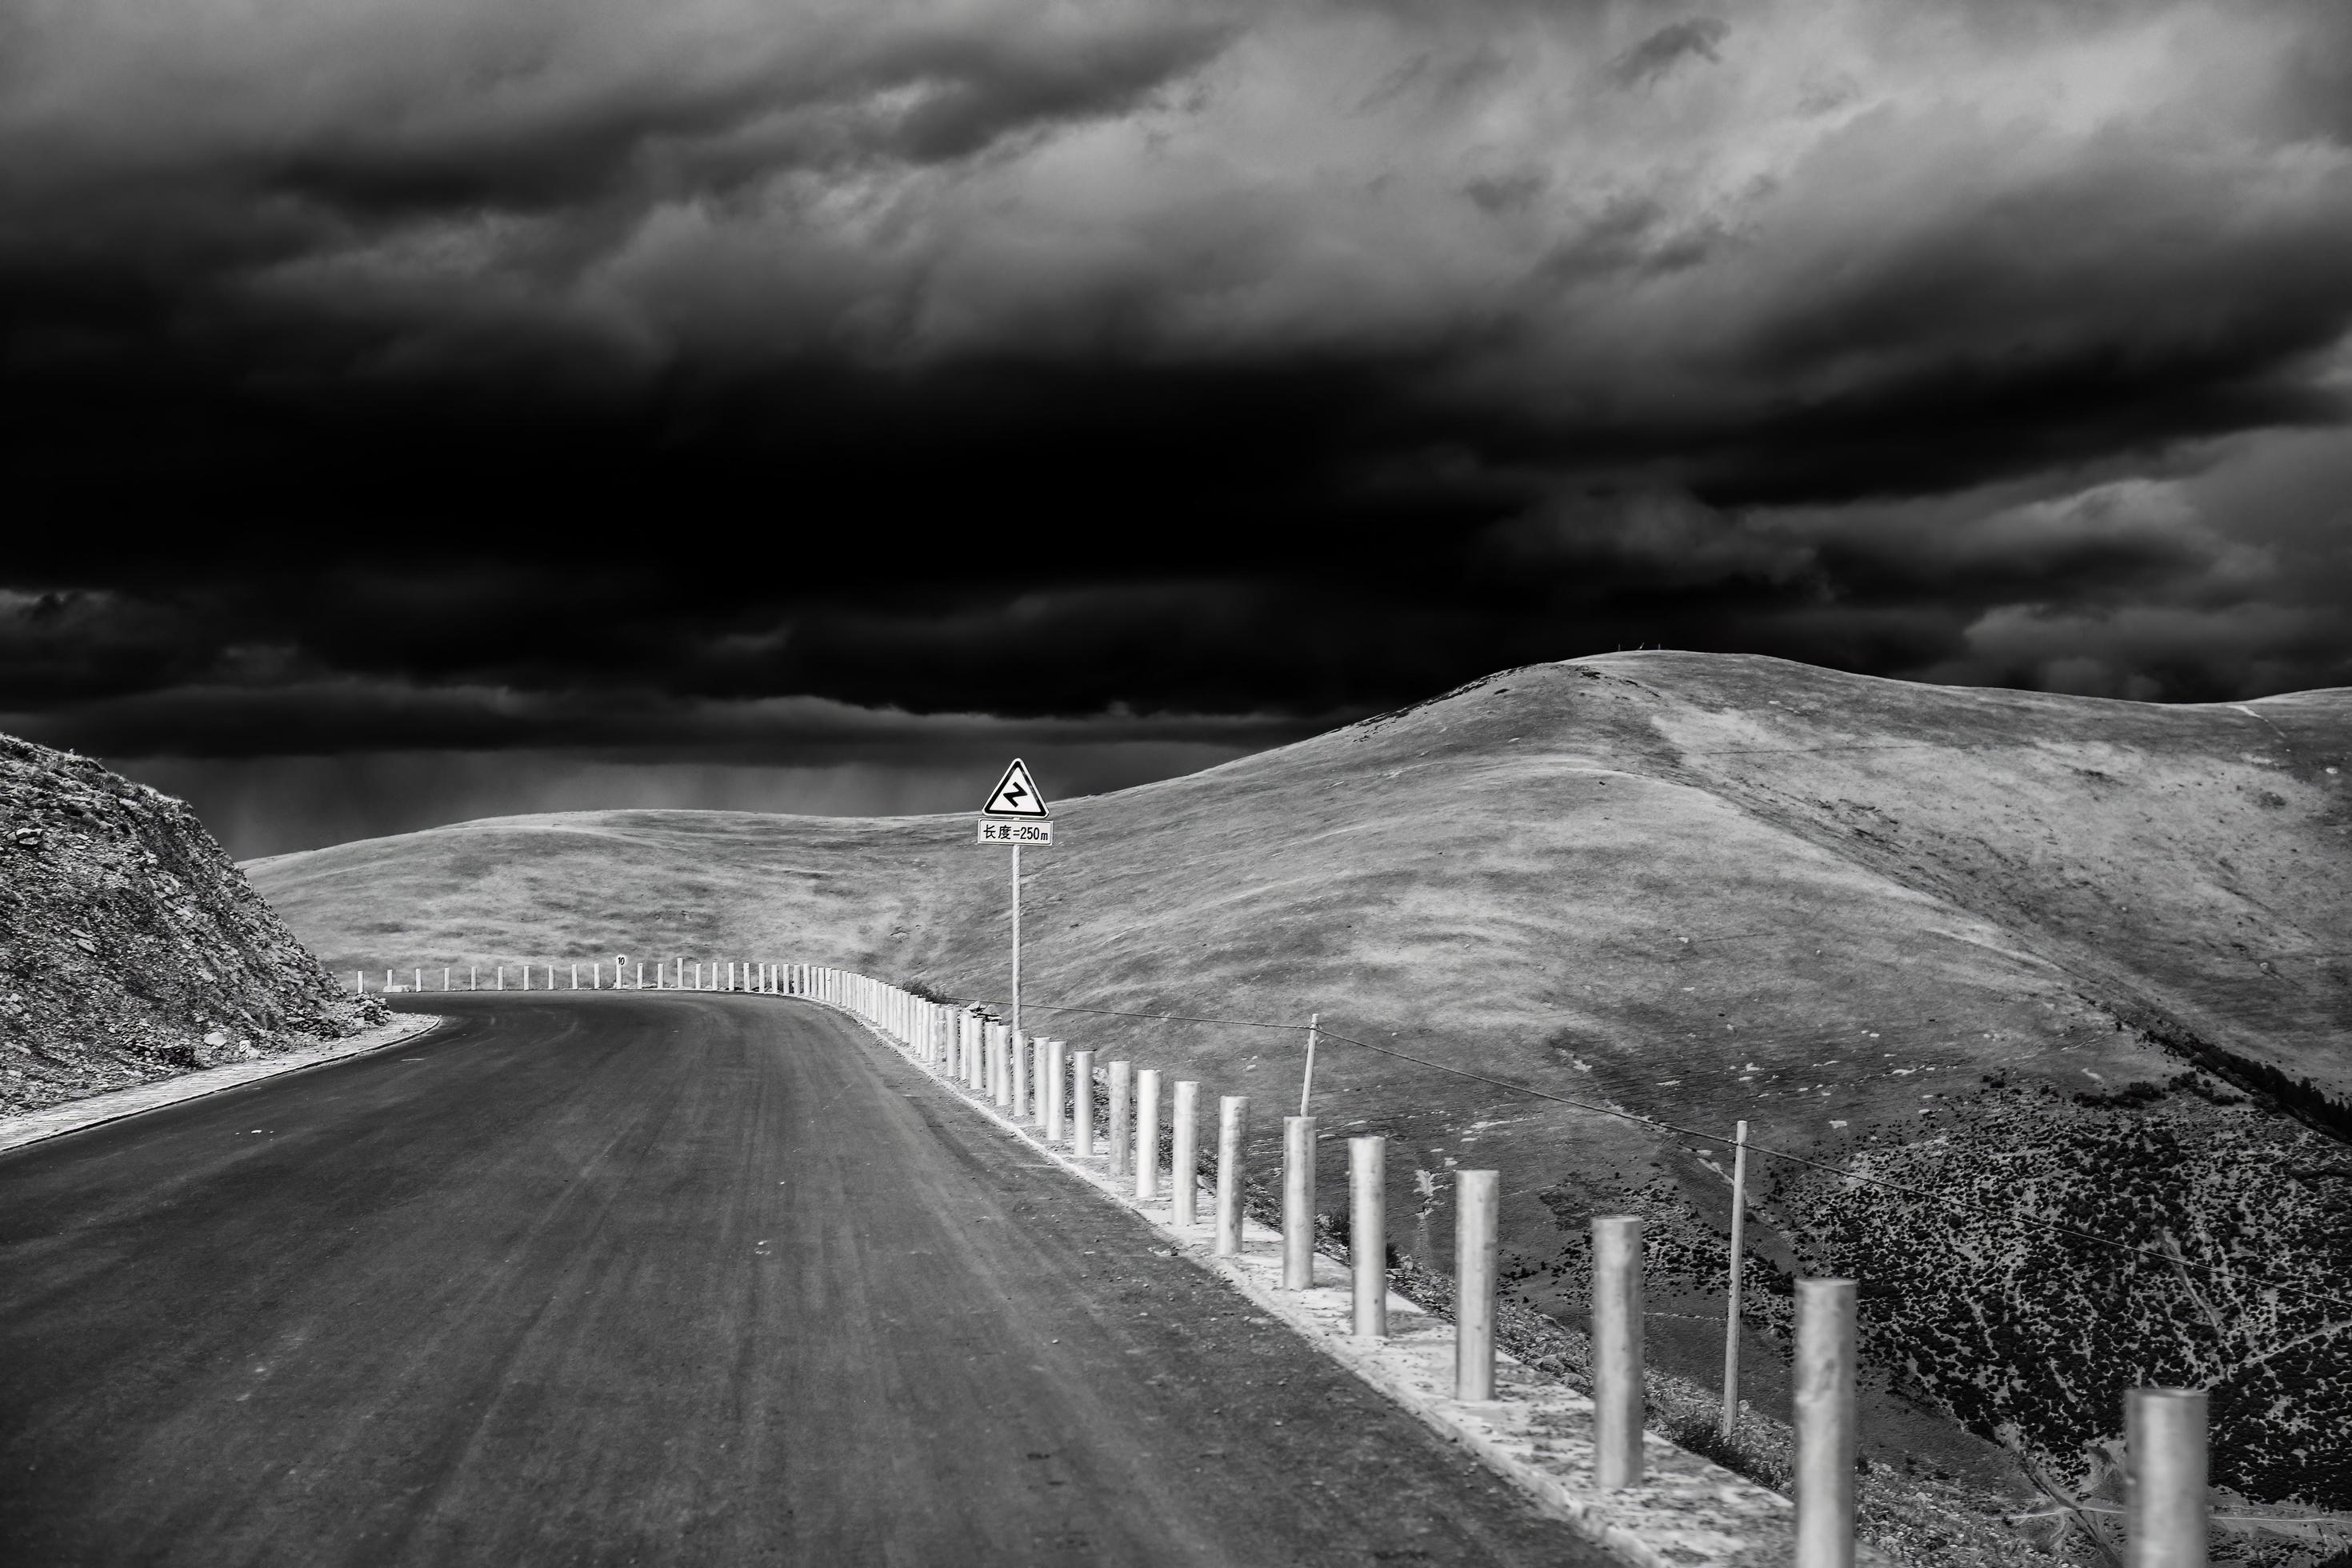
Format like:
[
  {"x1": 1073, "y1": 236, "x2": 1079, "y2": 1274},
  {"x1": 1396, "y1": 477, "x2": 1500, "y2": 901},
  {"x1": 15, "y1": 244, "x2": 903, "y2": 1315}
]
[
  {"x1": 443, "y1": 967, "x2": 450, "y2": 991},
  {"x1": 1282, "y1": 1115, "x2": 1317, "y2": 1290},
  {"x1": 1351, "y1": 1135, "x2": 1387, "y2": 1338},
  {"x1": 1049, "y1": 1040, "x2": 1070, "y2": 1144},
  {"x1": 1794, "y1": 1278, "x2": 1858, "y2": 1568},
  {"x1": 354, "y1": 970, "x2": 364, "y2": 994},
  {"x1": 2127, "y1": 1389, "x2": 2208, "y2": 1568},
  {"x1": 470, "y1": 966, "x2": 478, "y2": 990},
  {"x1": 414, "y1": 968, "x2": 422, "y2": 993},
  {"x1": 593, "y1": 963, "x2": 601, "y2": 990},
  {"x1": 1456, "y1": 1170, "x2": 1500, "y2": 1398},
  {"x1": 1108, "y1": 1061, "x2": 1133, "y2": 1178},
  {"x1": 992, "y1": 1025, "x2": 1011, "y2": 1108},
  {"x1": 1135, "y1": 1070, "x2": 1162, "y2": 1200},
  {"x1": 1171, "y1": 1080, "x2": 1200, "y2": 1225},
  {"x1": 1722, "y1": 1118, "x2": 1750, "y2": 1439},
  {"x1": 386, "y1": 968, "x2": 394, "y2": 992},
  {"x1": 497, "y1": 966, "x2": 504, "y2": 990},
  {"x1": 1215, "y1": 1096, "x2": 1248, "y2": 1256},
  {"x1": 1594, "y1": 1215, "x2": 1646, "y2": 1485},
  {"x1": 1022, "y1": 1034, "x2": 1039, "y2": 1129},
  {"x1": 1072, "y1": 1050, "x2": 1095, "y2": 1155}
]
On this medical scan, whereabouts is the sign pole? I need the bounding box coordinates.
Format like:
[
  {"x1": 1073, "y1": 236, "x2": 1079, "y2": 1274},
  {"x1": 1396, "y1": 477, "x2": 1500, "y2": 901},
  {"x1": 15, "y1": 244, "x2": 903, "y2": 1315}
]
[
  {"x1": 976, "y1": 756, "x2": 1050, "y2": 1054},
  {"x1": 1011, "y1": 841, "x2": 1022, "y2": 1052}
]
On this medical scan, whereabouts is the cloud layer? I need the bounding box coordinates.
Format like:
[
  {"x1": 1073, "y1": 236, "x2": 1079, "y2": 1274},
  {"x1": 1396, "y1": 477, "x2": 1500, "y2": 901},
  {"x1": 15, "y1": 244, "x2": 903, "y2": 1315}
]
[{"x1": 5, "y1": 0, "x2": 2351, "y2": 840}]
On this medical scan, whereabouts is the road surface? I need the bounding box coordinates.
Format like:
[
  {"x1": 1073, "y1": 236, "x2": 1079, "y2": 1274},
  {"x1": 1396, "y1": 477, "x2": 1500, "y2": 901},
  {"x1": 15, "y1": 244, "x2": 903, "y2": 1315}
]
[{"x1": 0, "y1": 993, "x2": 1604, "y2": 1566}]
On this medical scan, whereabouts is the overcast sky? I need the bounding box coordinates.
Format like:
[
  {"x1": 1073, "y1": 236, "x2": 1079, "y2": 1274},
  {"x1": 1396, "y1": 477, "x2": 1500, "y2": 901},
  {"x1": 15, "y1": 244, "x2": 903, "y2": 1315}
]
[{"x1": 6, "y1": 0, "x2": 2350, "y2": 855}]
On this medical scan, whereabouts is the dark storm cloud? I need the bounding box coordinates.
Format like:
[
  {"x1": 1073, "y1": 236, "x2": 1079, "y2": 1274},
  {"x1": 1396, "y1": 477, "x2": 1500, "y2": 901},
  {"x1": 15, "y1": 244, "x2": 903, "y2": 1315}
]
[
  {"x1": 6, "y1": 0, "x2": 2352, "y2": 815},
  {"x1": 0, "y1": 675, "x2": 1309, "y2": 762}
]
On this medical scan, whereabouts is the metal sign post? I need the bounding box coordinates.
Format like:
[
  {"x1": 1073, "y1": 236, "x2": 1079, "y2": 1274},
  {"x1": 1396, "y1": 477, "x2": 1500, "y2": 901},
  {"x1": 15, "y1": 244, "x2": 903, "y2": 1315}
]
[
  {"x1": 978, "y1": 759, "x2": 1053, "y2": 1054},
  {"x1": 1011, "y1": 841, "x2": 1021, "y2": 1047}
]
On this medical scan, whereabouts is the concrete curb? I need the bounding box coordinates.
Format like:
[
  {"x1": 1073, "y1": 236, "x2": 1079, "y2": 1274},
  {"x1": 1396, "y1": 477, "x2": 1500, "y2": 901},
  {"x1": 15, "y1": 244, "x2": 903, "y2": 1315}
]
[
  {"x1": 824, "y1": 995, "x2": 1859, "y2": 1568},
  {"x1": 0, "y1": 1013, "x2": 450, "y2": 1156}
]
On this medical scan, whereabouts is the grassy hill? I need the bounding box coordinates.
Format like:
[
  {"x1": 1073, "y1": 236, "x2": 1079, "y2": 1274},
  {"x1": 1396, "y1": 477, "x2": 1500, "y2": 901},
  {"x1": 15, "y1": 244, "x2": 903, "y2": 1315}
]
[{"x1": 249, "y1": 653, "x2": 2352, "y2": 1527}]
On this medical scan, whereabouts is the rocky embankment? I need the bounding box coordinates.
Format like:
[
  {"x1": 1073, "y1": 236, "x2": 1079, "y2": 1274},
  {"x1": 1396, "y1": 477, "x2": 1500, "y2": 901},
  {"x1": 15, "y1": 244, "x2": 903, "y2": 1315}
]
[{"x1": 0, "y1": 733, "x2": 383, "y2": 1118}]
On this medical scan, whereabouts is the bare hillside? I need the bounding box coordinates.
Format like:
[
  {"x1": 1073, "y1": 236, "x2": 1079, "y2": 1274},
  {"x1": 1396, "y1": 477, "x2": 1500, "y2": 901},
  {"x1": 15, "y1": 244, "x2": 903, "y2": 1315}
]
[
  {"x1": 249, "y1": 653, "x2": 2352, "y2": 1517},
  {"x1": 1, "y1": 734, "x2": 385, "y2": 1118}
]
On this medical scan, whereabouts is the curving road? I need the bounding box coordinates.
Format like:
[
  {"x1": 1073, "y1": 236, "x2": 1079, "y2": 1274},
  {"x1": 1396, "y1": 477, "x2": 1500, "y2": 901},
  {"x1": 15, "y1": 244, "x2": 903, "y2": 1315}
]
[{"x1": 0, "y1": 993, "x2": 1602, "y2": 1566}]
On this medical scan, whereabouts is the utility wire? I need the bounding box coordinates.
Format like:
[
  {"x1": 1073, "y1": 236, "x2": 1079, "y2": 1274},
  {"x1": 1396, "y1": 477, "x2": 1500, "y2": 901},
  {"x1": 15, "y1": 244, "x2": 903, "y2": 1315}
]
[{"x1": 946, "y1": 989, "x2": 2352, "y2": 1315}]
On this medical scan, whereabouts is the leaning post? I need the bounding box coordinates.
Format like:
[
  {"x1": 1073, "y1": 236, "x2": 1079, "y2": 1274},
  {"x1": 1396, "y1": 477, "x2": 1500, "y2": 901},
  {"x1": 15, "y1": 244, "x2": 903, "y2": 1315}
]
[{"x1": 1722, "y1": 1118, "x2": 1750, "y2": 1439}]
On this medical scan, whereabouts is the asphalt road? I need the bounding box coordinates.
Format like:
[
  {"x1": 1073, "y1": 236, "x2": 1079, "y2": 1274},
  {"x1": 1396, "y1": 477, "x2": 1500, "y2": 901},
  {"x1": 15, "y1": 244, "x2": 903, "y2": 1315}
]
[{"x1": 0, "y1": 994, "x2": 1604, "y2": 1566}]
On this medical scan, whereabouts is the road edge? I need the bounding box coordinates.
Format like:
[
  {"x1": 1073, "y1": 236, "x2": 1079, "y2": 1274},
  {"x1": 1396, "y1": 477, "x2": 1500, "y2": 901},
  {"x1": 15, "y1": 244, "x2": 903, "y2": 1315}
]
[
  {"x1": 822, "y1": 998, "x2": 1850, "y2": 1568},
  {"x1": 0, "y1": 1013, "x2": 450, "y2": 1155}
]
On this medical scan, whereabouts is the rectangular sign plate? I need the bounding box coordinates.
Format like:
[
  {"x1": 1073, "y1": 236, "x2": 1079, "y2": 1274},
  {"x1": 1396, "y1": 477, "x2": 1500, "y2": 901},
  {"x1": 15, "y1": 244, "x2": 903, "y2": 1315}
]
[{"x1": 978, "y1": 821, "x2": 1052, "y2": 845}]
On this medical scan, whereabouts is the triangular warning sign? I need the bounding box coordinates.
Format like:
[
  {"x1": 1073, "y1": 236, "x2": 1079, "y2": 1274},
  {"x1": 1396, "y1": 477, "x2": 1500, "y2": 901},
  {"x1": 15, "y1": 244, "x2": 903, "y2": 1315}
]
[{"x1": 979, "y1": 758, "x2": 1051, "y2": 818}]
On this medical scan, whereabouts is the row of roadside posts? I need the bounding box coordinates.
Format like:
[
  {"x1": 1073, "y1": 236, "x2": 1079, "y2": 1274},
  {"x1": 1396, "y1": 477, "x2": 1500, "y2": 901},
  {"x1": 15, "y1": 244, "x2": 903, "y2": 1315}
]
[
  {"x1": 350, "y1": 946, "x2": 2218, "y2": 1568},
  {"x1": 961, "y1": 762, "x2": 2215, "y2": 1568},
  {"x1": 355, "y1": 756, "x2": 2214, "y2": 1568},
  {"x1": 356, "y1": 961, "x2": 781, "y2": 994},
  {"x1": 804, "y1": 954, "x2": 1858, "y2": 1567},
  {"x1": 796, "y1": 960, "x2": 2218, "y2": 1568}
]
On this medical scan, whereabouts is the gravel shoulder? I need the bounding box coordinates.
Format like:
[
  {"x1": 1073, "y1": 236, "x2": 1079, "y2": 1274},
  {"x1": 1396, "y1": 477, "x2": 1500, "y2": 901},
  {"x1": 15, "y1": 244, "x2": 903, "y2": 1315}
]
[{"x1": 0, "y1": 1013, "x2": 446, "y2": 1155}]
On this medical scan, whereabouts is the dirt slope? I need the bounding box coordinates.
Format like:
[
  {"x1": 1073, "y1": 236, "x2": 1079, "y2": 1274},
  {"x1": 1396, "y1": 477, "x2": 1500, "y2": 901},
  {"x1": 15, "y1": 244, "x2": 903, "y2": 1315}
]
[
  {"x1": 248, "y1": 653, "x2": 2352, "y2": 1514},
  {"x1": 1, "y1": 734, "x2": 383, "y2": 1118}
]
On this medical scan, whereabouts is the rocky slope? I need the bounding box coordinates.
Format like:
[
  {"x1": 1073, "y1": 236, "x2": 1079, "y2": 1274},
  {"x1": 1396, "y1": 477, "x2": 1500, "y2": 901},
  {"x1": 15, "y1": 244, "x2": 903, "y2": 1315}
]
[{"x1": 0, "y1": 733, "x2": 383, "y2": 1117}]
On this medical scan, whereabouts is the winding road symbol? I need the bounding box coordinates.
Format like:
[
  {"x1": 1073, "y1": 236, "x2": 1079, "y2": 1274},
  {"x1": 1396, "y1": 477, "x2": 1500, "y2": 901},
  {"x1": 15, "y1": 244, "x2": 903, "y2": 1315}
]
[{"x1": 979, "y1": 758, "x2": 1050, "y2": 819}]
